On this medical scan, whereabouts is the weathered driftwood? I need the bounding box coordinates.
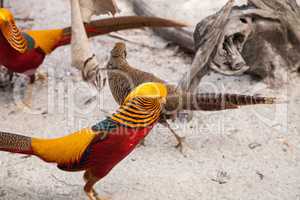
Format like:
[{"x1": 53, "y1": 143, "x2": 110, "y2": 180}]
[
  {"x1": 201, "y1": 0, "x2": 300, "y2": 81},
  {"x1": 179, "y1": 0, "x2": 234, "y2": 91},
  {"x1": 133, "y1": 0, "x2": 300, "y2": 88},
  {"x1": 133, "y1": 0, "x2": 235, "y2": 91}
]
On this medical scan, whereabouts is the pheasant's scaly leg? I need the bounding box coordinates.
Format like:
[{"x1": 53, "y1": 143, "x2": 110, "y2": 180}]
[
  {"x1": 164, "y1": 122, "x2": 186, "y2": 154},
  {"x1": 19, "y1": 72, "x2": 46, "y2": 109},
  {"x1": 23, "y1": 83, "x2": 33, "y2": 108},
  {"x1": 83, "y1": 170, "x2": 108, "y2": 200}
]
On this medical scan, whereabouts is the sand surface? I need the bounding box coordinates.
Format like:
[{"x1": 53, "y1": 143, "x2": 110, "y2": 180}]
[{"x1": 0, "y1": 0, "x2": 299, "y2": 200}]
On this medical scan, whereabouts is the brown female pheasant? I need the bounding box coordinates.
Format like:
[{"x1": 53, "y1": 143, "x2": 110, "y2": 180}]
[{"x1": 105, "y1": 42, "x2": 276, "y2": 152}]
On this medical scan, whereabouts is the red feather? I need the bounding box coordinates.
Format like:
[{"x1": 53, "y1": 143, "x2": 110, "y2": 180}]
[
  {"x1": 0, "y1": 33, "x2": 45, "y2": 76},
  {"x1": 59, "y1": 126, "x2": 153, "y2": 177}
]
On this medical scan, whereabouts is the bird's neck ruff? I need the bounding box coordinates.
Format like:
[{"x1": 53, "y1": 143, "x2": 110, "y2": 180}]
[
  {"x1": 1, "y1": 18, "x2": 28, "y2": 53},
  {"x1": 111, "y1": 97, "x2": 162, "y2": 128}
]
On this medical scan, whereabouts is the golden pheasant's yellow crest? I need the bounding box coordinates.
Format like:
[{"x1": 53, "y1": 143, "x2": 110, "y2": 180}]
[
  {"x1": 0, "y1": 8, "x2": 14, "y2": 24},
  {"x1": 0, "y1": 8, "x2": 28, "y2": 53},
  {"x1": 124, "y1": 82, "x2": 167, "y2": 104},
  {"x1": 112, "y1": 82, "x2": 167, "y2": 128}
]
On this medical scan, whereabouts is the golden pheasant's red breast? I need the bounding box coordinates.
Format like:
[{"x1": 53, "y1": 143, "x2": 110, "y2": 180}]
[{"x1": 74, "y1": 125, "x2": 153, "y2": 174}]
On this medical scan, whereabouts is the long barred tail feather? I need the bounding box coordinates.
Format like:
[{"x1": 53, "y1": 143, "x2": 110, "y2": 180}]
[
  {"x1": 0, "y1": 132, "x2": 32, "y2": 154},
  {"x1": 58, "y1": 16, "x2": 188, "y2": 46},
  {"x1": 185, "y1": 93, "x2": 277, "y2": 111}
]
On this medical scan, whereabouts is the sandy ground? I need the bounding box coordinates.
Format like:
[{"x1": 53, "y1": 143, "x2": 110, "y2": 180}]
[{"x1": 0, "y1": 0, "x2": 299, "y2": 200}]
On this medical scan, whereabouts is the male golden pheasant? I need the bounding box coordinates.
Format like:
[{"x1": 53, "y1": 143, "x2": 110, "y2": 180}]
[
  {"x1": 105, "y1": 42, "x2": 277, "y2": 152},
  {"x1": 0, "y1": 82, "x2": 167, "y2": 200},
  {"x1": 0, "y1": 8, "x2": 185, "y2": 104}
]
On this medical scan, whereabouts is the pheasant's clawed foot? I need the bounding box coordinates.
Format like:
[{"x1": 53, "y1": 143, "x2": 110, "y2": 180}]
[
  {"x1": 15, "y1": 83, "x2": 33, "y2": 110},
  {"x1": 86, "y1": 189, "x2": 100, "y2": 200},
  {"x1": 174, "y1": 136, "x2": 191, "y2": 157},
  {"x1": 174, "y1": 135, "x2": 186, "y2": 153},
  {"x1": 95, "y1": 196, "x2": 110, "y2": 200},
  {"x1": 164, "y1": 122, "x2": 189, "y2": 156},
  {"x1": 35, "y1": 72, "x2": 48, "y2": 82},
  {"x1": 22, "y1": 96, "x2": 32, "y2": 109},
  {"x1": 86, "y1": 189, "x2": 109, "y2": 200}
]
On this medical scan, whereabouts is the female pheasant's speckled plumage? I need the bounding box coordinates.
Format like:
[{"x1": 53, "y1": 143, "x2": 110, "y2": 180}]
[{"x1": 107, "y1": 42, "x2": 276, "y2": 117}]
